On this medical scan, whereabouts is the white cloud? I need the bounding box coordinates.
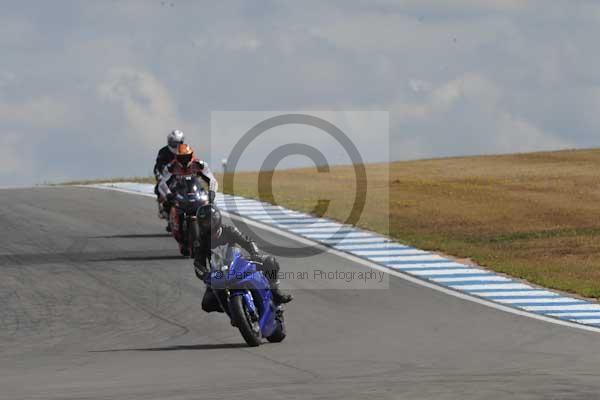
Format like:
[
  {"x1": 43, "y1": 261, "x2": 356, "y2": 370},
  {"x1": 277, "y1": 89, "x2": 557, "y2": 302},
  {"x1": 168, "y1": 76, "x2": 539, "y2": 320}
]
[
  {"x1": 1, "y1": 1, "x2": 599, "y2": 185},
  {"x1": 0, "y1": 71, "x2": 16, "y2": 89},
  {"x1": 394, "y1": 74, "x2": 499, "y2": 120},
  {"x1": 0, "y1": 18, "x2": 36, "y2": 47},
  {"x1": 495, "y1": 111, "x2": 570, "y2": 153},
  {"x1": 0, "y1": 97, "x2": 71, "y2": 129},
  {"x1": 395, "y1": 0, "x2": 527, "y2": 11},
  {"x1": 0, "y1": 132, "x2": 33, "y2": 185},
  {"x1": 222, "y1": 33, "x2": 261, "y2": 51},
  {"x1": 313, "y1": 13, "x2": 515, "y2": 52},
  {"x1": 409, "y1": 79, "x2": 432, "y2": 94},
  {"x1": 97, "y1": 67, "x2": 193, "y2": 151},
  {"x1": 392, "y1": 73, "x2": 571, "y2": 156},
  {"x1": 433, "y1": 74, "x2": 499, "y2": 108},
  {"x1": 193, "y1": 32, "x2": 261, "y2": 52},
  {"x1": 0, "y1": 133, "x2": 20, "y2": 173}
]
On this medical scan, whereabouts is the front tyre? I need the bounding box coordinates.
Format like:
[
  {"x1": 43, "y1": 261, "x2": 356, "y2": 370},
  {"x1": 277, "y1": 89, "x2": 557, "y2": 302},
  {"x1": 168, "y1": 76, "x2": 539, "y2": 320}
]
[
  {"x1": 189, "y1": 217, "x2": 201, "y2": 258},
  {"x1": 230, "y1": 295, "x2": 262, "y2": 347}
]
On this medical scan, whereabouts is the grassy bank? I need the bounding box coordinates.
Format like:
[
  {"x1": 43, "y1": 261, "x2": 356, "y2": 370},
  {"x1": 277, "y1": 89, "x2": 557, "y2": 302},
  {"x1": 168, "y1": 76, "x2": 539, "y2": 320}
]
[{"x1": 220, "y1": 149, "x2": 600, "y2": 299}]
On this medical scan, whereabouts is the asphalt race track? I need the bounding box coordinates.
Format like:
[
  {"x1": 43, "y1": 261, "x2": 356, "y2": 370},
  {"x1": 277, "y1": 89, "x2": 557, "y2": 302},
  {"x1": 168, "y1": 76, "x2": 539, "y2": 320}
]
[{"x1": 1, "y1": 187, "x2": 600, "y2": 400}]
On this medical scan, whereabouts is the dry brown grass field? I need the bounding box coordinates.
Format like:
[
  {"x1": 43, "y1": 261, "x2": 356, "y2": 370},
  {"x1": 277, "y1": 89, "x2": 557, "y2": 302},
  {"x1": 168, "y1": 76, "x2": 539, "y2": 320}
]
[{"x1": 219, "y1": 148, "x2": 600, "y2": 299}]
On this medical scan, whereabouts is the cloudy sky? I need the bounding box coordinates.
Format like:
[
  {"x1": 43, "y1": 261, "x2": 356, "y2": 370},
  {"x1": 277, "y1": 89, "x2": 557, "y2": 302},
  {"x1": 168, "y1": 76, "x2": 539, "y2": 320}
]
[{"x1": 1, "y1": 0, "x2": 599, "y2": 186}]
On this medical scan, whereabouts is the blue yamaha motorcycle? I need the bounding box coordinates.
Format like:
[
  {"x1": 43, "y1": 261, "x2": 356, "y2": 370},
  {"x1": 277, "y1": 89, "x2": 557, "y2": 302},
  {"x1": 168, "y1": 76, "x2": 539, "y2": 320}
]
[{"x1": 206, "y1": 246, "x2": 286, "y2": 347}]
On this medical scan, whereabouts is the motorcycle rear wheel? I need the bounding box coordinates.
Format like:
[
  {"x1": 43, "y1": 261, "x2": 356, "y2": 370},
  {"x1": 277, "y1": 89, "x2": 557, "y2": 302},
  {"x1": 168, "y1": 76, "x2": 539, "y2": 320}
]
[{"x1": 230, "y1": 295, "x2": 262, "y2": 347}]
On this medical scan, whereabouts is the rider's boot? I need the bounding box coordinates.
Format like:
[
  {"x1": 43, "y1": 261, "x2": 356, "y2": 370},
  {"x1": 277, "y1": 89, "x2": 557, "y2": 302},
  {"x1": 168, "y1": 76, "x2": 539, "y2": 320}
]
[
  {"x1": 201, "y1": 287, "x2": 223, "y2": 313},
  {"x1": 160, "y1": 201, "x2": 172, "y2": 232},
  {"x1": 157, "y1": 198, "x2": 168, "y2": 219},
  {"x1": 259, "y1": 256, "x2": 293, "y2": 304},
  {"x1": 271, "y1": 280, "x2": 292, "y2": 304}
]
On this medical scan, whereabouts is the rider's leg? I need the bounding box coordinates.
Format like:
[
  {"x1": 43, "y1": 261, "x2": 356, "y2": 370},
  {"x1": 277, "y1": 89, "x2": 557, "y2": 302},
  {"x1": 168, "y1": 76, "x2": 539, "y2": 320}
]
[
  {"x1": 159, "y1": 200, "x2": 171, "y2": 232},
  {"x1": 260, "y1": 256, "x2": 293, "y2": 304},
  {"x1": 155, "y1": 184, "x2": 164, "y2": 213},
  {"x1": 173, "y1": 211, "x2": 189, "y2": 256},
  {"x1": 194, "y1": 253, "x2": 208, "y2": 280},
  {"x1": 163, "y1": 201, "x2": 172, "y2": 218},
  {"x1": 156, "y1": 184, "x2": 172, "y2": 231},
  {"x1": 201, "y1": 287, "x2": 222, "y2": 313}
]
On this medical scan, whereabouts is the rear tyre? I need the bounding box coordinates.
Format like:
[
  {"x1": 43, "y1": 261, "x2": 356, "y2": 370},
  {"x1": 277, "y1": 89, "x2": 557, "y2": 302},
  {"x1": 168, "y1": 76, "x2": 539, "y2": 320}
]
[{"x1": 230, "y1": 295, "x2": 262, "y2": 347}]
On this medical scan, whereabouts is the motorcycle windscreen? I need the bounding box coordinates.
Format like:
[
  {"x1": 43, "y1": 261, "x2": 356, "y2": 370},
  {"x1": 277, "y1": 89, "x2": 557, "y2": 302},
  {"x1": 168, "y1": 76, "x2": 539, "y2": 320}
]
[{"x1": 209, "y1": 247, "x2": 269, "y2": 290}]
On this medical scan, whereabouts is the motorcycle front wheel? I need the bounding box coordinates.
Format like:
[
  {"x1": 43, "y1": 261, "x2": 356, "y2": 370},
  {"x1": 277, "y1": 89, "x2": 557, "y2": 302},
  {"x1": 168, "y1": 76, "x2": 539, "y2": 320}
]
[
  {"x1": 189, "y1": 216, "x2": 201, "y2": 258},
  {"x1": 230, "y1": 295, "x2": 262, "y2": 347}
]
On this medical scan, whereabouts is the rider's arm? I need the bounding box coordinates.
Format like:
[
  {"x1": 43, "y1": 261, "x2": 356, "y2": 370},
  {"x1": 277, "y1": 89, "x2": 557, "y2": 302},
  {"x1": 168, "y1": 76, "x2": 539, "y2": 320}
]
[
  {"x1": 157, "y1": 164, "x2": 174, "y2": 199},
  {"x1": 153, "y1": 147, "x2": 170, "y2": 180},
  {"x1": 196, "y1": 161, "x2": 218, "y2": 194},
  {"x1": 153, "y1": 153, "x2": 162, "y2": 179},
  {"x1": 222, "y1": 225, "x2": 260, "y2": 258}
]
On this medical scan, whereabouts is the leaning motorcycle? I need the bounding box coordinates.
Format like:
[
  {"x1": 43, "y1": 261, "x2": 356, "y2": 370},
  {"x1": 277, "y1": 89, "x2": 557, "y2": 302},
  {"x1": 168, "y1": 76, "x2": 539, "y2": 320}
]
[
  {"x1": 206, "y1": 245, "x2": 286, "y2": 347},
  {"x1": 169, "y1": 176, "x2": 209, "y2": 257}
]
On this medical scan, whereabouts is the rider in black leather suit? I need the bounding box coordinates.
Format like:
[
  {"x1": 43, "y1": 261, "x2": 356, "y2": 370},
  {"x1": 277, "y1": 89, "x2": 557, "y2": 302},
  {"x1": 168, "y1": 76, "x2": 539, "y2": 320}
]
[{"x1": 194, "y1": 205, "x2": 293, "y2": 312}]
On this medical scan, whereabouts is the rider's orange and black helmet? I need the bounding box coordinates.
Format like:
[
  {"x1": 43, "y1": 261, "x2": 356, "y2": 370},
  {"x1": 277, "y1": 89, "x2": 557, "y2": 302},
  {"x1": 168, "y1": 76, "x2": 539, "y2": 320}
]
[{"x1": 176, "y1": 143, "x2": 194, "y2": 166}]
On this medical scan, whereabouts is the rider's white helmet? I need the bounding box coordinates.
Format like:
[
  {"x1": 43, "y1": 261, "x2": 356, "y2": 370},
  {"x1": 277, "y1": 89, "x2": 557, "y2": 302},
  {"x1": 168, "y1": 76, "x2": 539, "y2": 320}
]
[{"x1": 167, "y1": 130, "x2": 185, "y2": 153}]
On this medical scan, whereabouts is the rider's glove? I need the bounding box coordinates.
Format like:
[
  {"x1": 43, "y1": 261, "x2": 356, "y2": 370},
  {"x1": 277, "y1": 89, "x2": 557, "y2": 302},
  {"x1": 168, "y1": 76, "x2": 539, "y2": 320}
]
[{"x1": 208, "y1": 190, "x2": 216, "y2": 204}]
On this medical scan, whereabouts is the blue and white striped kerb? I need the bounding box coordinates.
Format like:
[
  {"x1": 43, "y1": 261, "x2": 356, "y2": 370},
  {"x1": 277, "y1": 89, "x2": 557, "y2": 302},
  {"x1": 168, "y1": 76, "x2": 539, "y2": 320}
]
[{"x1": 92, "y1": 183, "x2": 600, "y2": 329}]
